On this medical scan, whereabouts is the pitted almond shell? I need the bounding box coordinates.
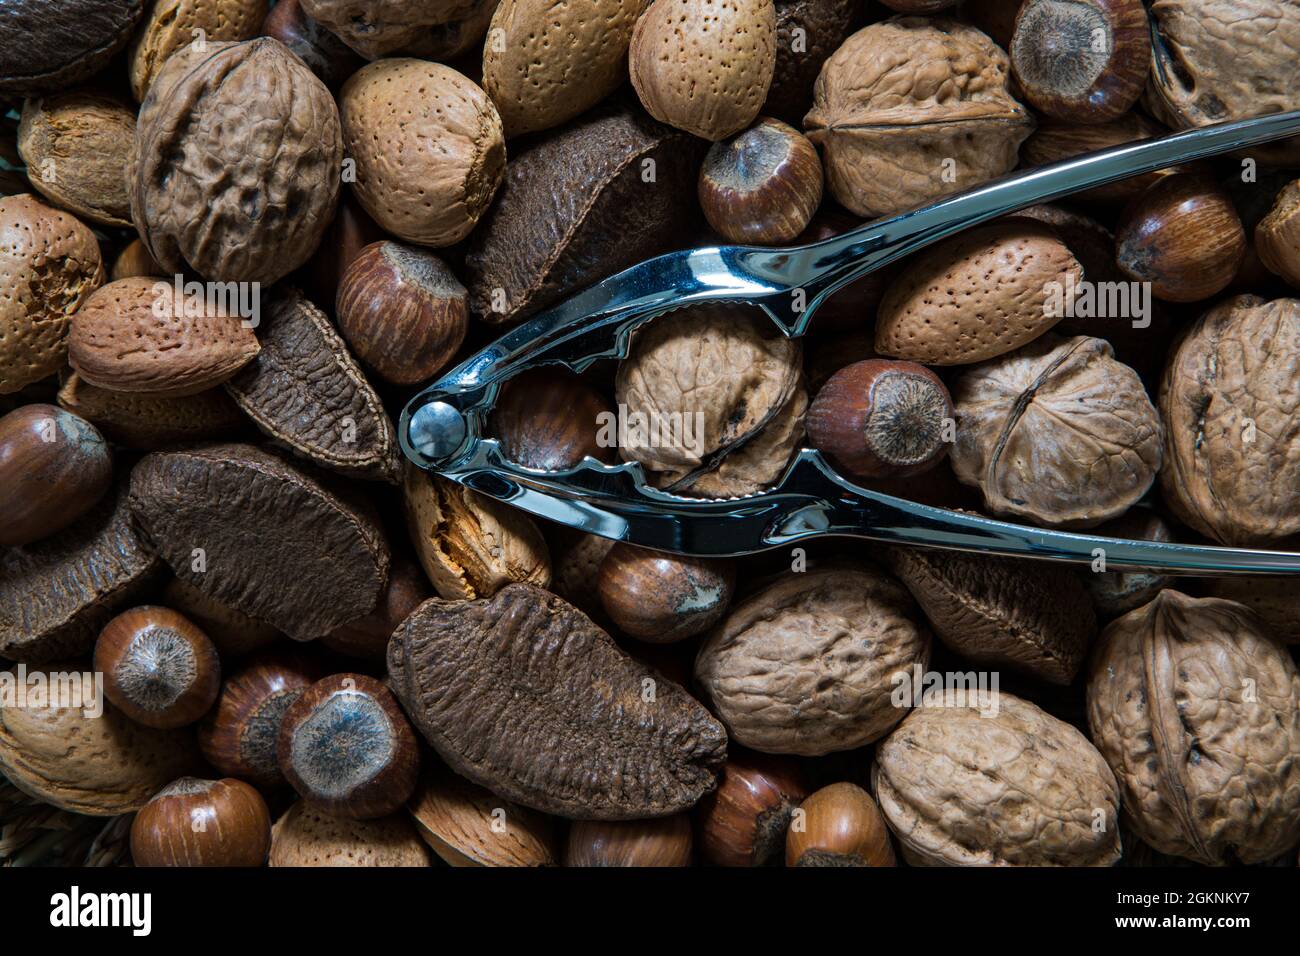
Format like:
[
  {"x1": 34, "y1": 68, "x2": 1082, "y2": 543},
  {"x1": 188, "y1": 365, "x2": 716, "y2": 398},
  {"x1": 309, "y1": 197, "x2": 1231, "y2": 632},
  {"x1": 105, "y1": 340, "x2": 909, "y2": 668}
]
[
  {"x1": 875, "y1": 223, "x2": 1082, "y2": 365},
  {"x1": 0, "y1": 193, "x2": 104, "y2": 395},
  {"x1": 68, "y1": 276, "x2": 260, "y2": 397},
  {"x1": 340, "y1": 58, "x2": 505, "y2": 247},
  {"x1": 484, "y1": 0, "x2": 648, "y2": 138},
  {"x1": 629, "y1": 0, "x2": 777, "y2": 141},
  {"x1": 127, "y1": 0, "x2": 269, "y2": 101}
]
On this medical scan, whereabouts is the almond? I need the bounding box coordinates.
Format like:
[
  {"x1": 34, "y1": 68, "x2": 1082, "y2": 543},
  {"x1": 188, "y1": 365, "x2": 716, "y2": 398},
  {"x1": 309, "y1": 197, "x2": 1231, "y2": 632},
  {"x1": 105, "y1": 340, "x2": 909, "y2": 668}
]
[
  {"x1": 875, "y1": 223, "x2": 1082, "y2": 365},
  {"x1": 340, "y1": 58, "x2": 505, "y2": 248},
  {"x1": 629, "y1": 0, "x2": 777, "y2": 141},
  {"x1": 127, "y1": 0, "x2": 269, "y2": 101},
  {"x1": 68, "y1": 276, "x2": 260, "y2": 396},
  {"x1": 17, "y1": 92, "x2": 136, "y2": 228},
  {"x1": 483, "y1": 0, "x2": 648, "y2": 138},
  {"x1": 0, "y1": 193, "x2": 104, "y2": 394}
]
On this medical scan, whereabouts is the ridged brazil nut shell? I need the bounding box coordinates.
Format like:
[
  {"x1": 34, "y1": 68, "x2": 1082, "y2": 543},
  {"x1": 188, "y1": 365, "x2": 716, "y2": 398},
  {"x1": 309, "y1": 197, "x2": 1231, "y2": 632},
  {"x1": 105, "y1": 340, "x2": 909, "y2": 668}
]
[
  {"x1": 340, "y1": 58, "x2": 505, "y2": 248},
  {"x1": 388, "y1": 584, "x2": 728, "y2": 820}
]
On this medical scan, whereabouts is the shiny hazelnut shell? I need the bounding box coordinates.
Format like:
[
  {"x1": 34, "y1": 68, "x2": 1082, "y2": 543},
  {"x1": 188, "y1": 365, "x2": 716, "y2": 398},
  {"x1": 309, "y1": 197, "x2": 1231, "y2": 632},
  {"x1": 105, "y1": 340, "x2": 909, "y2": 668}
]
[
  {"x1": 94, "y1": 606, "x2": 221, "y2": 729},
  {"x1": 1010, "y1": 0, "x2": 1150, "y2": 124},
  {"x1": 277, "y1": 673, "x2": 420, "y2": 820},
  {"x1": 335, "y1": 240, "x2": 468, "y2": 386},
  {"x1": 698, "y1": 117, "x2": 823, "y2": 246},
  {"x1": 564, "y1": 814, "x2": 694, "y2": 867},
  {"x1": 110, "y1": 238, "x2": 162, "y2": 281},
  {"x1": 322, "y1": 553, "x2": 429, "y2": 660},
  {"x1": 490, "y1": 367, "x2": 616, "y2": 471},
  {"x1": 261, "y1": 0, "x2": 365, "y2": 90},
  {"x1": 697, "y1": 751, "x2": 810, "y2": 866},
  {"x1": 786, "y1": 782, "x2": 895, "y2": 867},
  {"x1": 196, "y1": 649, "x2": 325, "y2": 789},
  {"x1": 130, "y1": 777, "x2": 272, "y2": 867},
  {"x1": 1116, "y1": 174, "x2": 1246, "y2": 303},
  {"x1": 807, "y1": 359, "x2": 954, "y2": 480},
  {"x1": 0, "y1": 404, "x2": 112, "y2": 547},
  {"x1": 597, "y1": 543, "x2": 736, "y2": 644}
]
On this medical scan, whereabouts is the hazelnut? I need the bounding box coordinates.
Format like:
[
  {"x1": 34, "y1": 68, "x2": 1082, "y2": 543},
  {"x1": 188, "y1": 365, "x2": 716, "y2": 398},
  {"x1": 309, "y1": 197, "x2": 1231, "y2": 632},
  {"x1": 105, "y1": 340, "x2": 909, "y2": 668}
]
[
  {"x1": 491, "y1": 367, "x2": 617, "y2": 471},
  {"x1": 629, "y1": 0, "x2": 777, "y2": 142},
  {"x1": 785, "y1": 782, "x2": 894, "y2": 867},
  {"x1": 109, "y1": 239, "x2": 162, "y2": 282},
  {"x1": 0, "y1": 404, "x2": 112, "y2": 547},
  {"x1": 278, "y1": 673, "x2": 421, "y2": 820},
  {"x1": 335, "y1": 241, "x2": 468, "y2": 386},
  {"x1": 564, "y1": 814, "x2": 694, "y2": 867},
  {"x1": 269, "y1": 801, "x2": 430, "y2": 866},
  {"x1": 322, "y1": 554, "x2": 429, "y2": 660},
  {"x1": 340, "y1": 59, "x2": 505, "y2": 248},
  {"x1": 698, "y1": 117, "x2": 822, "y2": 245},
  {"x1": 408, "y1": 765, "x2": 559, "y2": 867},
  {"x1": 0, "y1": 193, "x2": 105, "y2": 395},
  {"x1": 1021, "y1": 113, "x2": 1180, "y2": 205},
  {"x1": 162, "y1": 578, "x2": 282, "y2": 659},
  {"x1": 1115, "y1": 174, "x2": 1245, "y2": 303},
  {"x1": 69, "y1": 277, "x2": 261, "y2": 397},
  {"x1": 1010, "y1": 0, "x2": 1150, "y2": 124},
  {"x1": 197, "y1": 649, "x2": 325, "y2": 788},
  {"x1": 1087, "y1": 590, "x2": 1300, "y2": 864},
  {"x1": 17, "y1": 92, "x2": 136, "y2": 227},
  {"x1": 951, "y1": 335, "x2": 1163, "y2": 529},
  {"x1": 697, "y1": 750, "x2": 809, "y2": 867},
  {"x1": 94, "y1": 606, "x2": 221, "y2": 729},
  {"x1": 875, "y1": 223, "x2": 1083, "y2": 366},
  {"x1": 805, "y1": 19, "x2": 1032, "y2": 218},
  {"x1": 807, "y1": 359, "x2": 953, "y2": 481},
  {"x1": 304, "y1": 193, "x2": 385, "y2": 307},
  {"x1": 1255, "y1": 178, "x2": 1300, "y2": 289},
  {"x1": 261, "y1": 0, "x2": 364, "y2": 90},
  {"x1": 597, "y1": 543, "x2": 736, "y2": 644},
  {"x1": 130, "y1": 777, "x2": 272, "y2": 867}
]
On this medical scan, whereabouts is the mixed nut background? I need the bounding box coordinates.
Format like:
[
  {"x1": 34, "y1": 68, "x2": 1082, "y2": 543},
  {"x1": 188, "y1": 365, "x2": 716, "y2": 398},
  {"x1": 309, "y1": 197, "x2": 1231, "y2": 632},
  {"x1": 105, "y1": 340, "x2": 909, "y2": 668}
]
[{"x1": 1, "y1": 0, "x2": 1299, "y2": 868}]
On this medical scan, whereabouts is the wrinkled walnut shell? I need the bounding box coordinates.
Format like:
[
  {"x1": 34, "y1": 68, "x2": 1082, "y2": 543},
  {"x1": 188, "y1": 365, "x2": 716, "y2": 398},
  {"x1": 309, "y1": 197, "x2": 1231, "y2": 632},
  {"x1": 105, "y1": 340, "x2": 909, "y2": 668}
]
[{"x1": 1087, "y1": 590, "x2": 1300, "y2": 865}]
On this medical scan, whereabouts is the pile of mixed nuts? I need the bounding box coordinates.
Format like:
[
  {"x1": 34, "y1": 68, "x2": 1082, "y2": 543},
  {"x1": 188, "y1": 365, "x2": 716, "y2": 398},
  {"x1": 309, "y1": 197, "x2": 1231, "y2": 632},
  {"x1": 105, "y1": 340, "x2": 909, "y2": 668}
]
[{"x1": 1, "y1": 0, "x2": 1298, "y2": 869}]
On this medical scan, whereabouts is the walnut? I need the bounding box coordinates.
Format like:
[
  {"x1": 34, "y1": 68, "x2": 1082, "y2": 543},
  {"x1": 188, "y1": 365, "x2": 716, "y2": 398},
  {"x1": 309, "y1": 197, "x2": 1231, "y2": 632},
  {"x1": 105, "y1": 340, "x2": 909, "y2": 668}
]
[
  {"x1": 129, "y1": 38, "x2": 343, "y2": 285},
  {"x1": 873, "y1": 693, "x2": 1122, "y2": 866},
  {"x1": 951, "y1": 335, "x2": 1163, "y2": 528},
  {"x1": 694, "y1": 564, "x2": 931, "y2": 756},
  {"x1": 614, "y1": 306, "x2": 803, "y2": 497},
  {"x1": 1159, "y1": 296, "x2": 1300, "y2": 545},
  {"x1": 804, "y1": 17, "x2": 1034, "y2": 218},
  {"x1": 1087, "y1": 590, "x2": 1300, "y2": 865},
  {"x1": 1145, "y1": 0, "x2": 1300, "y2": 163}
]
